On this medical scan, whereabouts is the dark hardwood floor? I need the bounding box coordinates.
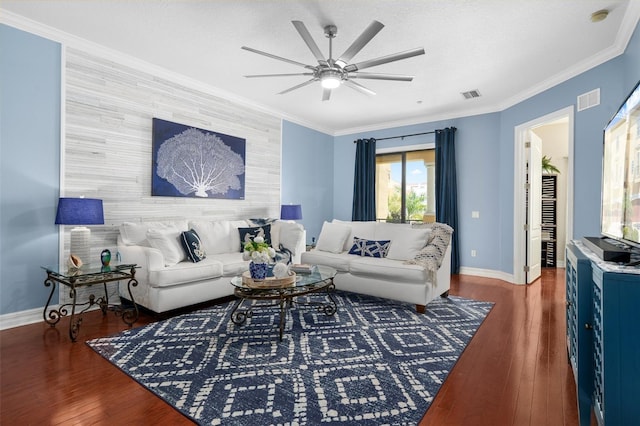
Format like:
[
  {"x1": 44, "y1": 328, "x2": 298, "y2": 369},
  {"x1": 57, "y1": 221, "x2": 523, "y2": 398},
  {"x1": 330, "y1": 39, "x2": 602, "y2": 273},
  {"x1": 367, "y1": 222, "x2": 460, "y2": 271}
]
[{"x1": 1, "y1": 269, "x2": 577, "y2": 425}]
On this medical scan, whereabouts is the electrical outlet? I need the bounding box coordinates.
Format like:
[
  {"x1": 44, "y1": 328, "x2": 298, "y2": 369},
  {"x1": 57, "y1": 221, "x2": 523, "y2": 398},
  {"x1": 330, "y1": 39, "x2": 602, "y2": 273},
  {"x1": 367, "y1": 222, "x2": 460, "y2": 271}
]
[
  {"x1": 471, "y1": 250, "x2": 477, "y2": 257},
  {"x1": 472, "y1": 211, "x2": 480, "y2": 218}
]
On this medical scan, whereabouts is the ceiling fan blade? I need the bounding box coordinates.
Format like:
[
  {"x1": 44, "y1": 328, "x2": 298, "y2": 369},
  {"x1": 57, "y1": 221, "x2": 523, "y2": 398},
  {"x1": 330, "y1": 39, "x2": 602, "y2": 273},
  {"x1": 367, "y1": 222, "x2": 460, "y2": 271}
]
[
  {"x1": 349, "y1": 72, "x2": 414, "y2": 82},
  {"x1": 344, "y1": 47, "x2": 425, "y2": 72},
  {"x1": 335, "y1": 20, "x2": 384, "y2": 67},
  {"x1": 292, "y1": 21, "x2": 328, "y2": 66},
  {"x1": 242, "y1": 46, "x2": 315, "y2": 70},
  {"x1": 322, "y1": 88, "x2": 332, "y2": 101},
  {"x1": 343, "y1": 80, "x2": 376, "y2": 96},
  {"x1": 245, "y1": 73, "x2": 314, "y2": 78},
  {"x1": 278, "y1": 78, "x2": 317, "y2": 95}
]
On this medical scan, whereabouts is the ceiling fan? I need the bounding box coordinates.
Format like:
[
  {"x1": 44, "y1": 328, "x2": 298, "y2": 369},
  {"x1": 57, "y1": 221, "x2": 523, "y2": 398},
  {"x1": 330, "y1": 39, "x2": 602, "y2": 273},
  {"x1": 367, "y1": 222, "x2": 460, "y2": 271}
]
[{"x1": 241, "y1": 20, "x2": 425, "y2": 101}]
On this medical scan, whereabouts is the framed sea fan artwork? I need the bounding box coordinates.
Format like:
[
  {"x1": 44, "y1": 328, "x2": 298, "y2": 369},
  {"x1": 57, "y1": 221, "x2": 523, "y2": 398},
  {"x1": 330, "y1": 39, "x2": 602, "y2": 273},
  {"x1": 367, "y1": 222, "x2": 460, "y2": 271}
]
[{"x1": 152, "y1": 118, "x2": 246, "y2": 199}]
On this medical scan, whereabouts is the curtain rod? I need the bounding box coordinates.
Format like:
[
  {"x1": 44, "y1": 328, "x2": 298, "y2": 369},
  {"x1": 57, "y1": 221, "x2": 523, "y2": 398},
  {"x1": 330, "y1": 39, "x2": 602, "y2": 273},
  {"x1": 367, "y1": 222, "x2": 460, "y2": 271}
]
[{"x1": 354, "y1": 130, "x2": 436, "y2": 142}]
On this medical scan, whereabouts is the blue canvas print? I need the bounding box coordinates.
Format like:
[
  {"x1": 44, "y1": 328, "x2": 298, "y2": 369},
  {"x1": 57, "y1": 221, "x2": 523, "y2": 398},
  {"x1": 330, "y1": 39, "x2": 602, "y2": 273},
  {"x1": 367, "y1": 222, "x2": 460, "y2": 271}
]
[{"x1": 152, "y1": 118, "x2": 246, "y2": 199}]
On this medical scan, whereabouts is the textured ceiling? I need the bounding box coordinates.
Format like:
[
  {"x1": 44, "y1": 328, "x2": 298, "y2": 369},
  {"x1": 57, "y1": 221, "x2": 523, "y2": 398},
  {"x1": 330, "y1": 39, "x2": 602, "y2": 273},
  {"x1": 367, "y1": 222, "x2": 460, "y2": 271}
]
[{"x1": 2, "y1": 0, "x2": 639, "y2": 134}]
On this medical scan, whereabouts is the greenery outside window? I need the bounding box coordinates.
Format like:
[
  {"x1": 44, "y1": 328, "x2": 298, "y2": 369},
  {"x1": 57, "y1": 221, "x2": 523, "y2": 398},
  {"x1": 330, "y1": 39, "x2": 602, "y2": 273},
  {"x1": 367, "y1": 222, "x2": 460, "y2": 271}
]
[{"x1": 376, "y1": 149, "x2": 435, "y2": 223}]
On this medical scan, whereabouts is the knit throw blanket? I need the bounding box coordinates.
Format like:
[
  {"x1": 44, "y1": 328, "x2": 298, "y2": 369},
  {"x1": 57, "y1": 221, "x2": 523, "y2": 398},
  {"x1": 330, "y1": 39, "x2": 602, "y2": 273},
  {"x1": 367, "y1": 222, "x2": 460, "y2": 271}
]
[{"x1": 404, "y1": 222, "x2": 454, "y2": 284}]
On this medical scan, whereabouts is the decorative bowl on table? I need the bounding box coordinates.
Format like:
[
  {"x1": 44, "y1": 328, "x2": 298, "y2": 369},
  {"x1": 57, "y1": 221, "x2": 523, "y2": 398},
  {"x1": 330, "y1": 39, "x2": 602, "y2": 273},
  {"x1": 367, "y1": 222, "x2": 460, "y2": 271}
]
[{"x1": 241, "y1": 270, "x2": 297, "y2": 288}]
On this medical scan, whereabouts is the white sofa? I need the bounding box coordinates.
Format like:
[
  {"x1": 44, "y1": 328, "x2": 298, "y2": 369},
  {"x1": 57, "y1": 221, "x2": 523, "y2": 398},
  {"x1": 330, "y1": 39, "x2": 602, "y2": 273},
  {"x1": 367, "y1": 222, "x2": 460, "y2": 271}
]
[
  {"x1": 301, "y1": 220, "x2": 451, "y2": 313},
  {"x1": 117, "y1": 219, "x2": 306, "y2": 314}
]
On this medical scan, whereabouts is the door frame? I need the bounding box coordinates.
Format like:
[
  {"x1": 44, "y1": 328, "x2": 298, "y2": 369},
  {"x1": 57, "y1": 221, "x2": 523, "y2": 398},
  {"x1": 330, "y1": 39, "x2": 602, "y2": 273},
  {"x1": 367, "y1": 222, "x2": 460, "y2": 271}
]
[{"x1": 513, "y1": 106, "x2": 574, "y2": 284}]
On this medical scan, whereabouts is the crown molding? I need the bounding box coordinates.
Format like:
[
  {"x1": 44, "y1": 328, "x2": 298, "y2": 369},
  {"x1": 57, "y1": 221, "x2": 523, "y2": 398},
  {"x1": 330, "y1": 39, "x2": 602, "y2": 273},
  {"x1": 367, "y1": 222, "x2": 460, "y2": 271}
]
[{"x1": 334, "y1": 104, "x2": 499, "y2": 136}]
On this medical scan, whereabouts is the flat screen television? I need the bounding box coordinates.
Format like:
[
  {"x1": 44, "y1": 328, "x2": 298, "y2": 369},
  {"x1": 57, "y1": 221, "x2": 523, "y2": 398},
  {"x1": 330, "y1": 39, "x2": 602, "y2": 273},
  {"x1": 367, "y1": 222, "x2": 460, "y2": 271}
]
[{"x1": 601, "y1": 80, "x2": 640, "y2": 250}]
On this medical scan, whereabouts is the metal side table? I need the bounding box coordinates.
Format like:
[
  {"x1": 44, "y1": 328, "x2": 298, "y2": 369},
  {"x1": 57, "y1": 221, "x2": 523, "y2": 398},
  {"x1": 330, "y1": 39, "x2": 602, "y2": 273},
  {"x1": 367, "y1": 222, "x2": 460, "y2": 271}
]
[{"x1": 42, "y1": 263, "x2": 139, "y2": 341}]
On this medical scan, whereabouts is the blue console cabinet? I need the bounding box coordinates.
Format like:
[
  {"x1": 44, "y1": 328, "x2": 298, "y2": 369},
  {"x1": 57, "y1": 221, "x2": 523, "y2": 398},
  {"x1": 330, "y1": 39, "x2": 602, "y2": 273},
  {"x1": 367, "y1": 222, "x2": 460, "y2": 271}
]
[
  {"x1": 565, "y1": 242, "x2": 593, "y2": 426},
  {"x1": 591, "y1": 263, "x2": 640, "y2": 425},
  {"x1": 566, "y1": 241, "x2": 640, "y2": 426}
]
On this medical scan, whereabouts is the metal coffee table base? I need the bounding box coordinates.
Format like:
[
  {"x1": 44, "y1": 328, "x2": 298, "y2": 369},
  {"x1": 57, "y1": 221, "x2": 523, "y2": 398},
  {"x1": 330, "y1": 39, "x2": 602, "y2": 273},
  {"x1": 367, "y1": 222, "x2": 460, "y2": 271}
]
[{"x1": 231, "y1": 282, "x2": 336, "y2": 341}]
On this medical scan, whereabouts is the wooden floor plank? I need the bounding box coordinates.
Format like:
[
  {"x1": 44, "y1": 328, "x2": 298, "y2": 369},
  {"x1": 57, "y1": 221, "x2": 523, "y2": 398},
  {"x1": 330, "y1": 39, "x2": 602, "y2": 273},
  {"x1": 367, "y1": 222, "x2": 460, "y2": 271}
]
[{"x1": 2, "y1": 270, "x2": 577, "y2": 425}]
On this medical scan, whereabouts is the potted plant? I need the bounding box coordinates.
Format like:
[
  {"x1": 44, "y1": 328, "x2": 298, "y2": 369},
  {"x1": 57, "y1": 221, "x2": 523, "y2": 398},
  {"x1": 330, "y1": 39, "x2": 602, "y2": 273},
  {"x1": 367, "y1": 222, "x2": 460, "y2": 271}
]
[
  {"x1": 242, "y1": 235, "x2": 276, "y2": 279},
  {"x1": 542, "y1": 155, "x2": 560, "y2": 174}
]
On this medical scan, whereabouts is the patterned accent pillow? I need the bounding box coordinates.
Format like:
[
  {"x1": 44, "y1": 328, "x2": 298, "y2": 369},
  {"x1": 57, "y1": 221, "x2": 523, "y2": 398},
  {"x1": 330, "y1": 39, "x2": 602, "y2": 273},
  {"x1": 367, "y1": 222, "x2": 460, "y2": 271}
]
[
  {"x1": 348, "y1": 237, "x2": 391, "y2": 258},
  {"x1": 238, "y1": 224, "x2": 272, "y2": 251},
  {"x1": 181, "y1": 229, "x2": 206, "y2": 263}
]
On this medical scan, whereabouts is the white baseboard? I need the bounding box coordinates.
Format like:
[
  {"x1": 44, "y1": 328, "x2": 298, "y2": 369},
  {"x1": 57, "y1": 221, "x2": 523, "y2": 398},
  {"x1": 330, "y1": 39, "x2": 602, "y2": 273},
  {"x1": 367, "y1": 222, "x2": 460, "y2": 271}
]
[
  {"x1": 459, "y1": 267, "x2": 515, "y2": 284},
  {"x1": 0, "y1": 306, "x2": 51, "y2": 330}
]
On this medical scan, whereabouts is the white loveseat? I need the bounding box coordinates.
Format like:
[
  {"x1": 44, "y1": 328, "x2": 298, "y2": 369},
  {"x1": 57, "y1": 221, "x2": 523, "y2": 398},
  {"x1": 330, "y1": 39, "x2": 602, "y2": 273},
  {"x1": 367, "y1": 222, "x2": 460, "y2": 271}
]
[
  {"x1": 117, "y1": 219, "x2": 305, "y2": 313},
  {"x1": 301, "y1": 220, "x2": 451, "y2": 313}
]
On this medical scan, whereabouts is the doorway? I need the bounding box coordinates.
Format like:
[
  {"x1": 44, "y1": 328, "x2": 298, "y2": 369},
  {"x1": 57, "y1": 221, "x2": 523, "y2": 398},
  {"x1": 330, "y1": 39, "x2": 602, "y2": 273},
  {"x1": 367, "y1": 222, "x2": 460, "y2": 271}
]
[{"x1": 513, "y1": 106, "x2": 574, "y2": 285}]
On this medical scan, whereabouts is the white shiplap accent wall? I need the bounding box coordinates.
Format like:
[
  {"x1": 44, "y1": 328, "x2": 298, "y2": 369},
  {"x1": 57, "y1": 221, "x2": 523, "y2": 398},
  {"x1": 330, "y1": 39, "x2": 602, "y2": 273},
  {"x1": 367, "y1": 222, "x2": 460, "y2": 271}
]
[{"x1": 61, "y1": 47, "x2": 281, "y2": 305}]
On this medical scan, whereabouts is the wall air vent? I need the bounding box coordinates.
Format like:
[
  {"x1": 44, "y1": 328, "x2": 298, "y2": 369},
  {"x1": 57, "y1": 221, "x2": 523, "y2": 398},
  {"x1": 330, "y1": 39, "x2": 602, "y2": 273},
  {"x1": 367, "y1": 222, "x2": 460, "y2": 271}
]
[
  {"x1": 461, "y1": 89, "x2": 481, "y2": 99},
  {"x1": 577, "y1": 88, "x2": 600, "y2": 111}
]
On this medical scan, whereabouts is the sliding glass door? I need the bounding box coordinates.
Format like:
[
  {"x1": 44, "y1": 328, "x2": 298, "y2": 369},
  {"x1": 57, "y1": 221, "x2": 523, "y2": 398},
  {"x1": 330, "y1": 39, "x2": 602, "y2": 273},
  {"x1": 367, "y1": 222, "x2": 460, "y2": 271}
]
[{"x1": 376, "y1": 149, "x2": 435, "y2": 223}]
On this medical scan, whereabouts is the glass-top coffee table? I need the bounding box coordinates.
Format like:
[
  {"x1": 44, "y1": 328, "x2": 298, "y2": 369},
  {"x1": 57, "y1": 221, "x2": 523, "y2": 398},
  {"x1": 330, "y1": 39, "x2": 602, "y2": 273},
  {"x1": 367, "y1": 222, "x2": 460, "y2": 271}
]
[{"x1": 230, "y1": 265, "x2": 337, "y2": 341}]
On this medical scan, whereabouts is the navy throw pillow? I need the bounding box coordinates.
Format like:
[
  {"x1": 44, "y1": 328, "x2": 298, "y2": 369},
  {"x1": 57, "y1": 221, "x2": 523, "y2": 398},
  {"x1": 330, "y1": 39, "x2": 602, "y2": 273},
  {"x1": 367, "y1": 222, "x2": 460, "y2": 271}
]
[
  {"x1": 181, "y1": 229, "x2": 206, "y2": 263},
  {"x1": 348, "y1": 236, "x2": 391, "y2": 258},
  {"x1": 238, "y1": 224, "x2": 272, "y2": 252}
]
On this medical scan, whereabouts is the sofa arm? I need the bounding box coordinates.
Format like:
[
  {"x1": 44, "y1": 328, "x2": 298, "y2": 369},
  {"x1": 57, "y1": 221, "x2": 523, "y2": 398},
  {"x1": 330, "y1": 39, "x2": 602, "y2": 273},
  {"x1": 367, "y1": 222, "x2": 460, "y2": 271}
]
[{"x1": 117, "y1": 236, "x2": 165, "y2": 286}]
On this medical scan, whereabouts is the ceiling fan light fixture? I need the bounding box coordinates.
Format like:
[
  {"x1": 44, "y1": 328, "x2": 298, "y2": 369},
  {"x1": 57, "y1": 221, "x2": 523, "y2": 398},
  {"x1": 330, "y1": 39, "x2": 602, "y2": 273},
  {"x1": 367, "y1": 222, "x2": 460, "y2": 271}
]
[
  {"x1": 242, "y1": 20, "x2": 425, "y2": 100},
  {"x1": 320, "y1": 70, "x2": 342, "y2": 89}
]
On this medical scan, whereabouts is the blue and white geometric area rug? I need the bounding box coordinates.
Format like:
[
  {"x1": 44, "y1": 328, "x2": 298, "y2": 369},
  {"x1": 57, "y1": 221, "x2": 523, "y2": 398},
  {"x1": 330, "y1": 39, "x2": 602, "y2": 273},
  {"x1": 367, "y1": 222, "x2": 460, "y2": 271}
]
[{"x1": 87, "y1": 291, "x2": 493, "y2": 425}]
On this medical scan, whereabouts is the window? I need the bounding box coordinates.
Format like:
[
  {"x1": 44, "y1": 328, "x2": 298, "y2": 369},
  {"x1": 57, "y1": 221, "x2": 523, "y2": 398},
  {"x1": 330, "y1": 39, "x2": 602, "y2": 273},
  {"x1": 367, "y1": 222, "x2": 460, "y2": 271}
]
[{"x1": 376, "y1": 149, "x2": 435, "y2": 223}]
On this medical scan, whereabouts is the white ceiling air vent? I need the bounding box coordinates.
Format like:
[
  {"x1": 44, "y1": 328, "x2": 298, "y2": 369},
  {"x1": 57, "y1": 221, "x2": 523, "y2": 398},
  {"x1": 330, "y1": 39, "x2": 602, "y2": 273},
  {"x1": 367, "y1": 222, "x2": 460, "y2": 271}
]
[
  {"x1": 577, "y1": 88, "x2": 600, "y2": 111},
  {"x1": 461, "y1": 89, "x2": 481, "y2": 99}
]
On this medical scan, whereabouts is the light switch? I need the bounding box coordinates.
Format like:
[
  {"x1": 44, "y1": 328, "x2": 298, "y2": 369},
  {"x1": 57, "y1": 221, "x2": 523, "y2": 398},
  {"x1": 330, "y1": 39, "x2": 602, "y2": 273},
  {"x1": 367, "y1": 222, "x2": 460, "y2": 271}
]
[{"x1": 472, "y1": 211, "x2": 480, "y2": 218}]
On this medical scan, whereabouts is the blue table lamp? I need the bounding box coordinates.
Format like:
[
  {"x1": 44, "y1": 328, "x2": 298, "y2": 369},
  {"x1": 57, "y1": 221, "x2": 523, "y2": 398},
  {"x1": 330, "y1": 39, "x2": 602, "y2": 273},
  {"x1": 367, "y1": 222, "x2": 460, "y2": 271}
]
[
  {"x1": 55, "y1": 197, "x2": 104, "y2": 265},
  {"x1": 280, "y1": 204, "x2": 302, "y2": 221}
]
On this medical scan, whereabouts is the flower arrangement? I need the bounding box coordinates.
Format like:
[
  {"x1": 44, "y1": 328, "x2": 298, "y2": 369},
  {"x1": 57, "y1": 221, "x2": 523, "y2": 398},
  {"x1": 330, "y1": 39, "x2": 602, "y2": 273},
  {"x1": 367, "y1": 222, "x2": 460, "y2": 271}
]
[{"x1": 242, "y1": 236, "x2": 276, "y2": 264}]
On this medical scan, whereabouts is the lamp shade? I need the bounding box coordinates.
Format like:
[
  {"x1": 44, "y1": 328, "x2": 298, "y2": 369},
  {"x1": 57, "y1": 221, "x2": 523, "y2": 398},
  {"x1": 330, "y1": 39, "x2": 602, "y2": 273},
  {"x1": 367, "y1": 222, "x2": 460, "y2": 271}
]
[
  {"x1": 280, "y1": 204, "x2": 302, "y2": 221},
  {"x1": 55, "y1": 198, "x2": 104, "y2": 225}
]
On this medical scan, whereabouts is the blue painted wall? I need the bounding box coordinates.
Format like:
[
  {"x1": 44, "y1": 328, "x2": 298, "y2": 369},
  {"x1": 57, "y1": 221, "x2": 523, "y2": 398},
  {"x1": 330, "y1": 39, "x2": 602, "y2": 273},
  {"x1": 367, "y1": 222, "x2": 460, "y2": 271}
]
[
  {"x1": 281, "y1": 121, "x2": 334, "y2": 244},
  {"x1": 333, "y1": 114, "x2": 503, "y2": 271},
  {"x1": 0, "y1": 25, "x2": 61, "y2": 315}
]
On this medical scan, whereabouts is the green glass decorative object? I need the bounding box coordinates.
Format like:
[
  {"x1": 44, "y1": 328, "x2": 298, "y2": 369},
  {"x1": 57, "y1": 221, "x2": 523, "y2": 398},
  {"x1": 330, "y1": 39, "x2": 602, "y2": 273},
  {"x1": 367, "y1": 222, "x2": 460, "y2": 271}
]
[{"x1": 101, "y1": 249, "x2": 111, "y2": 266}]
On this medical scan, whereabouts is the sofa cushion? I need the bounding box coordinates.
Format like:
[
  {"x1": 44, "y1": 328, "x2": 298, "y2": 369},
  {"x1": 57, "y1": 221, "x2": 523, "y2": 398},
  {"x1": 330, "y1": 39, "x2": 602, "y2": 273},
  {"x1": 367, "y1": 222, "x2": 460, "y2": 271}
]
[
  {"x1": 348, "y1": 257, "x2": 428, "y2": 284},
  {"x1": 300, "y1": 250, "x2": 351, "y2": 273},
  {"x1": 316, "y1": 221, "x2": 351, "y2": 253},
  {"x1": 146, "y1": 225, "x2": 187, "y2": 267},
  {"x1": 148, "y1": 257, "x2": 224, "y2": 288},
  {"x1": 120, "y1": 220, "x2": 189, "y2": 246},
  {"x1": 333, "y1": 219, "x2": 377, "y2": 251},
  {"x1": 206, "y1": 252, "x2": 249, "y2": 276},
  {"x1": 273, "y1": 220, "x2": 305, "y2": 253},
  {"x1": 190, "y1": 220, "x2": 233, "y2": 255},
  {"x1": 181, "y1": 229, "x2": 206, "y2": 263},
  {"x1": 375, "y1": 226, "x2": 429, "y2": 261},
  {"x1": 348, "y1": 237, "x2": 391, "y2": 258},
  {"x1": 238, "y1": 224, "x2": 272, "y2": 251}
]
